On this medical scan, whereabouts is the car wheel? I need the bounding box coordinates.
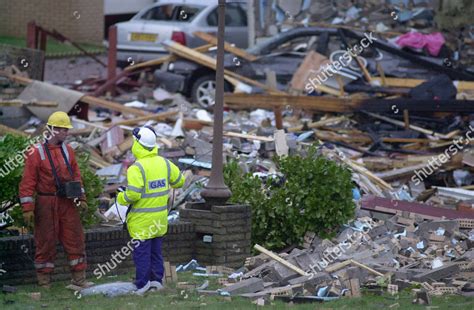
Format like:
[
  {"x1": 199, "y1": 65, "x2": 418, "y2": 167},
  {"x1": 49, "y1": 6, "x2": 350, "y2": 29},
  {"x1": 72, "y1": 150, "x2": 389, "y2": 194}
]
[{"x1": 191, "y1": 75, "x2": 231, "y2": 110}]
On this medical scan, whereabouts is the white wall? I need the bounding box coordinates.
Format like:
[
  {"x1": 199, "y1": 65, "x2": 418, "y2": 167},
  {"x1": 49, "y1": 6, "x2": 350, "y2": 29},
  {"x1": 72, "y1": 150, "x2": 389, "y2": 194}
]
[{"x1": 104, "y1": 0, "x2": 156, "y2": 15}]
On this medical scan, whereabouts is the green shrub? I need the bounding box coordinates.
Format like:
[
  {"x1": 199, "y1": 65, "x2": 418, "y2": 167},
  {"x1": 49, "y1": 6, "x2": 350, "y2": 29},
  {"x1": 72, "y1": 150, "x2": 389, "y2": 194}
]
[
  {"x1": 224, "y1": 146, "x2": 355, "y2": 250},
  {"x1": 0, "y1": 134, "x2": 103, "y2": 229},
  {"x1": 0, "y1": 134, "x2": 30, "y2": 214},
  {"x1": 76, "y1": 152, "x2": 104, "y2": 227}
]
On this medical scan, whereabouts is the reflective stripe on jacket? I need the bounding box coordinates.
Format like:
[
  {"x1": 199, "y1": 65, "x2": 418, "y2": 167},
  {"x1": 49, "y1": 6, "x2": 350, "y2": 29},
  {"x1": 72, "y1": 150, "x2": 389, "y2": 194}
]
[{"x1": 117, "y1": 141, "x2": 185, "y2": 240}]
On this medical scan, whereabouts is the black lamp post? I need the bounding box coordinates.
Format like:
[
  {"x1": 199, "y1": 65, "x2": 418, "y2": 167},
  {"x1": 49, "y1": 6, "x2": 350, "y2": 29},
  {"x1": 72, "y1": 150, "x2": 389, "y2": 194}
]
[{"x1": 201, "y1": 0, "x2": 232, "y2": 205}]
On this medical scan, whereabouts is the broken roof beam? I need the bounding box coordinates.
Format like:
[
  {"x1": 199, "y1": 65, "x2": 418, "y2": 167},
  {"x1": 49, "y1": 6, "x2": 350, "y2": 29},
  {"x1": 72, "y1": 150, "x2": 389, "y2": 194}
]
[
  {"x1": 193, "y1": 31, "x2": 257, "y2": 61},
  {"x1": 1, "y1": 72, "x2": 149, "y2": 117},
  {"x1": 226, "y1": 94, "x2": 474, "y2": 114},
  {"x1": 225, "y1": 94, "x2": 355, "y2": 112},
  {"x1": 361, "y1": 195, "x2": 474, "y2": 220}
]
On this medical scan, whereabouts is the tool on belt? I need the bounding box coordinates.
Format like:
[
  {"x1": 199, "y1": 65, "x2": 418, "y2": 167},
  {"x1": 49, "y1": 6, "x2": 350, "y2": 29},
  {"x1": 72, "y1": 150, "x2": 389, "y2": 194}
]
[{"x1": 43, "y1": 143, "x2": 82, "y2": 199}]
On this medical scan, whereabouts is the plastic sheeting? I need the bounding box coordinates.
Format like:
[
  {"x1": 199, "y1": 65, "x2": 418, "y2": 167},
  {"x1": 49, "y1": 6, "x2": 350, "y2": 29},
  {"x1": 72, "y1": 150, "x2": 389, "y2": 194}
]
[{"x1": 395, "y1": 32, "x2": 445, "y2": 56}]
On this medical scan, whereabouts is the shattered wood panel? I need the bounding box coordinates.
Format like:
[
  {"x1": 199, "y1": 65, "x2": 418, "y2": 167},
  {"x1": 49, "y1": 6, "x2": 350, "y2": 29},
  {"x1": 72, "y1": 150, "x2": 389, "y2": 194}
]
[{"x1": 289, "y1": 51, "x2": 329, "y2": 91}]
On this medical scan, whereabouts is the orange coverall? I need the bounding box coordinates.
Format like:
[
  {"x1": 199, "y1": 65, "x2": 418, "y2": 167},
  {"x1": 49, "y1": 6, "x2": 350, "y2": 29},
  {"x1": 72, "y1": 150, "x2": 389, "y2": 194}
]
[{"x1": 19, "y1": 142, "x2": 86, "y2": 275}]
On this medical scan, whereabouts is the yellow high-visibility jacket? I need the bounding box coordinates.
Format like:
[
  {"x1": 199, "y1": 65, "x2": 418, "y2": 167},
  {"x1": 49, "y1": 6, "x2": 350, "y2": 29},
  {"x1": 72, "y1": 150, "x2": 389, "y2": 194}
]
[{"x1": 117, "y1": 140, "x2": 185, "y2": 240}]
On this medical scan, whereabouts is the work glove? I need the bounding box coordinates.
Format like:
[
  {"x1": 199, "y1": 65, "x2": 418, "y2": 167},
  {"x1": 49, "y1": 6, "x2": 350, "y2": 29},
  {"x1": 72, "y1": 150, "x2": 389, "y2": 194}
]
[
  {"x1": 117, "y1": 186, "x2": 126, "y2": 193},
  {"x1": 73, "y1": 198, "x2": 88, "y2": 211},
  {"x1": 79, "y1": 200, "x2": 88, "y2": 211},
  {"x1": 23, "y1": 211, "x2": 34, "y2": 227}
]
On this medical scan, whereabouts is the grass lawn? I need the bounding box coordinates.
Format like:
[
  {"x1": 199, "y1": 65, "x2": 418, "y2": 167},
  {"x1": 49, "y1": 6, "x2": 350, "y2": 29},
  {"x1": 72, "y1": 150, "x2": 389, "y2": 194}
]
[
  {"x1": 2, "y1": 272, "x2": 473, "y2": 309},
  {"x1": 0, "y1": 36, "x2": 105, "y2": 57}
]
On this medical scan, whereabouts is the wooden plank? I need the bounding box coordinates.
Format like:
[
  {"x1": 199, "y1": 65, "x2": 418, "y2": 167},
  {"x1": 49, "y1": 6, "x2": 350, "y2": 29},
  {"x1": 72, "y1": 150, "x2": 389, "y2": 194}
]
[
  {"x1": 287, "y1": 116, "x2": 347, "y2": 132},
  {"x1": 115, "y1": 136, "x2": 134, "y2": 157},
  {"x1": 350, "y1": 260, "x2": 384, "y2": 277},
  {"x1": 371, "y1": 77, "x2": 474, "y2": 92},
  {"x1": 349, "y1": 278, "x2": 361, "y2": 297},
  {"x1": 254, "y1": 244, "x2": 309, "y2": 276},
  {"x1": 183, "y1": 118, "x2": 212, "y2": 130},
  {"x1": 163, "y1": 40, "x2": 285, "y2": 94},
  {"x1": 366, "y1": 112, "x2": 459, "y2": 140},
  {"x1": 314, "y1": 130, "x2": 440, "y2": 146},
  {"x1": 325, "y1": 260, "x2": 352, "y2": 273},
  {"x1": 80, "y1": 95, "x2": 149, "y2": 117},
  {"x1": 107, "y1": 110, "x2": 179, "y2": 127},
  {"x1": 124, "y1": 43, "x2": 214, "y2": 71},
  {"x1": 193, "y1": 31, "x2": 257, "y2": 61},
  {"x1": 0, "y1": 99, "x2": 58, "y2": 107},
  {"x1": 164, "y1": 261, "x2": 178, "y2": 284},
  {"x1": 0, "y1": 123, "x2": 29, "y2": 137},
  {"x1": 375, "y1": 163, "x2": 431, "y2": 181},
  {"x1": 224, "y1": 131, "x2": 273, "y2": 142},
  {"x1": 290, "y1": 51, "x2": 325, "y2": 90},
  {"x1": 225, "y1": 93, "x2": 356, "y2": 112},
  {"x1": 356, "y1": 56, "x2": 371, "y2": 82}
]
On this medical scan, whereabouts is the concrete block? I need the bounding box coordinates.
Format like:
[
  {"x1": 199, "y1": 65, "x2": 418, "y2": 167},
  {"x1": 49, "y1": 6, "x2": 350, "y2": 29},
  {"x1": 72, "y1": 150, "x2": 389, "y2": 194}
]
[
  {"x1": 271, "y1": 260, "x2": 300, "y2": 285},
  {"x1": 412, "y1": 262, "x2": 460, "y2": 282},
  {"x1": 417, "y1": 220, "x2": 459, "y2": 239},
  {"x1": 222, "y1": 277, "x2": 264, "y2": 295}
]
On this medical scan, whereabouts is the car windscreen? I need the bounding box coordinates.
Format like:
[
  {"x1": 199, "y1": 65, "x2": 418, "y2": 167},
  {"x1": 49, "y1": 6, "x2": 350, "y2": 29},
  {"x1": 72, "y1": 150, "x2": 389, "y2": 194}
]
[{"x1": 139, "y1": 4, "x2": 204, "y2": 22}]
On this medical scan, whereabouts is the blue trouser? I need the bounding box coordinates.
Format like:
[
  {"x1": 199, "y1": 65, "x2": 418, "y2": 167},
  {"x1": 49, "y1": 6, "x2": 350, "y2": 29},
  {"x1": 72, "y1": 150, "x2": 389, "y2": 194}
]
[{"x1": 132, "y1": 237, "x2": 164, "y2": 289}]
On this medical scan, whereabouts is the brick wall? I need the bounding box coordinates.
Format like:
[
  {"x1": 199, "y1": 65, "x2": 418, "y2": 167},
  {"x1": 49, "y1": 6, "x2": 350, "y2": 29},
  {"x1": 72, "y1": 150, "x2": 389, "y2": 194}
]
[
  {"x1": 0, "y1": 222, "x2": 196, "y2": 285},
  {"x1": 0, "y1": 0, "x2": 104, "y2": 43},
  {"x1": 0, "y1": 204, "x2": 252, "y2": 286},
  {"x1": 180, "y1": 203, "x2": 252, "y2": 268}
]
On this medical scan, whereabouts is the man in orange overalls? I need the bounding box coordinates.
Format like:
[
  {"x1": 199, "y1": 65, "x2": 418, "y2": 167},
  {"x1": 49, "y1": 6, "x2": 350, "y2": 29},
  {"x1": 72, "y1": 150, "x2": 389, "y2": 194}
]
[{"x1": 19, "y1": 111, "x2": 91, "y2": 288}]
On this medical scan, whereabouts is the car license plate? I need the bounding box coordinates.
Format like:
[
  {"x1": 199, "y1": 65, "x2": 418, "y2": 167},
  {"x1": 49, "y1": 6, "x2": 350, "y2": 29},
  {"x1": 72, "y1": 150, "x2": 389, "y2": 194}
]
[{"x1": 130, "y1": 33, "x2": 157, "y2": 42}]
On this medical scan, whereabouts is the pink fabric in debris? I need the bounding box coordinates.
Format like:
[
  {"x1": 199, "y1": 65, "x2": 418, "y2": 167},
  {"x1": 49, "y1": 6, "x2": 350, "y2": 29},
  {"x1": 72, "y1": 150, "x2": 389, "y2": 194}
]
[{"x1": 395, "y1": 32, "x2": 445, "y2": 57}]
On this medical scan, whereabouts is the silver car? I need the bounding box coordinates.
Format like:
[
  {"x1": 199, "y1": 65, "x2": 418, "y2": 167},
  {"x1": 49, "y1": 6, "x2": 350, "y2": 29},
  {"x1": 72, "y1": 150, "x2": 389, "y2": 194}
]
[{"x1": 115, "y1": 0, "x2": 248, "y2": 67}]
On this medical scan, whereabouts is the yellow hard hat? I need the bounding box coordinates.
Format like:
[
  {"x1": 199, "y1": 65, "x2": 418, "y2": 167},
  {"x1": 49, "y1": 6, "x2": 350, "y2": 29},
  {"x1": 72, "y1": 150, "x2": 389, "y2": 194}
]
[{"x1": 47, "y1": 111, "x2": 73, "y2": 129}]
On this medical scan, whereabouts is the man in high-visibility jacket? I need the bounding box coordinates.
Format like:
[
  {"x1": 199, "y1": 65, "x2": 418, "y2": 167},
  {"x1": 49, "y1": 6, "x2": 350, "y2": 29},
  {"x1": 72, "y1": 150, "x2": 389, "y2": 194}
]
[
  {"x1": 19, "y1": 111, "x2": 91, "y2": 289},
  {"x1": 117, "y1": 126, "x2": 185, "y2": 295}
]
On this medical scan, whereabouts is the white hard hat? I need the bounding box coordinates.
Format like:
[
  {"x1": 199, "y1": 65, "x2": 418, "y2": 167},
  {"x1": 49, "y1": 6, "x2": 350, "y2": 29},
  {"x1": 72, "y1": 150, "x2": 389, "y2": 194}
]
[{"x1": 132, "y1": 126, "x2": 157, "y2": 148}]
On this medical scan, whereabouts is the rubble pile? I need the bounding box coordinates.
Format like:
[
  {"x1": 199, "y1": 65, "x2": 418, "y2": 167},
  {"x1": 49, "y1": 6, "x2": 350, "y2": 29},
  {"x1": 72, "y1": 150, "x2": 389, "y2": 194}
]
[
  {"x1": 207, "y1": 214, "x2": 473, "y2": 303},
  {"x1": 0, "y1": 0, "x2": 474, "y2": 305}
]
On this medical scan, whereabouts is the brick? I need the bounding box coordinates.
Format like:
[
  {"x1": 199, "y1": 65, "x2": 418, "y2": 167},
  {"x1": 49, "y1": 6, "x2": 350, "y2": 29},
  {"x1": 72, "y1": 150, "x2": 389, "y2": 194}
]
[
  {"x1": 226, "y1": 225, "x2": 250, "y2": 233},
  {"x1": 396, "y1": 216, "x2": 415, "y2": 226},
  {"x1": 211, "y1": 204, "x2": 250, "y2": 213},
  {"x1": 181, "y1": 209, "x2": 218, "y2": 220},
  {"x1": 429, "y1": 234, "x2": 446, "y2": 242},
  {"x1": 213, "y1": 234, "x2": 246, "y2": 242}
]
